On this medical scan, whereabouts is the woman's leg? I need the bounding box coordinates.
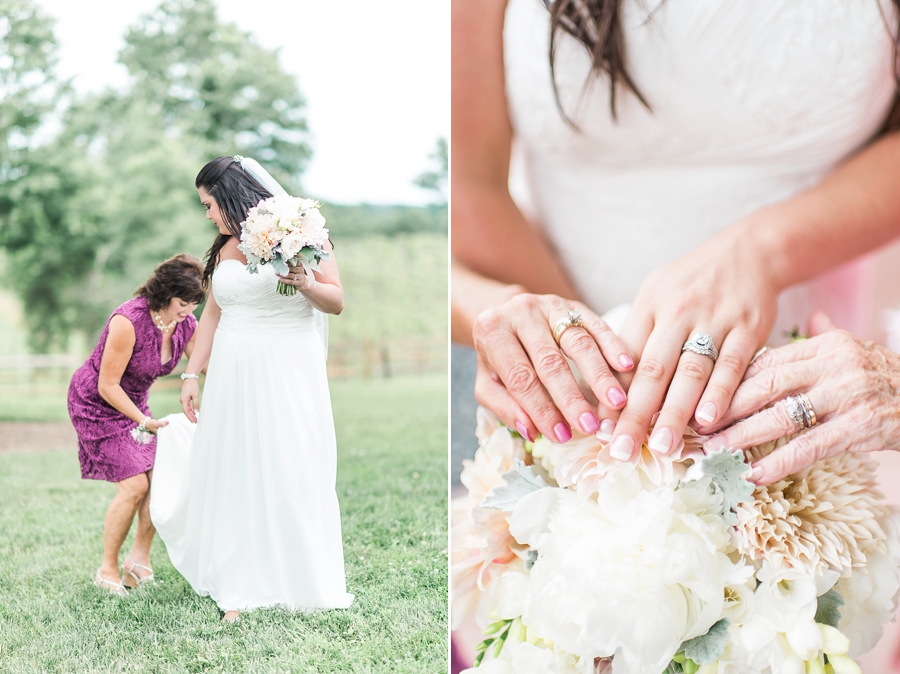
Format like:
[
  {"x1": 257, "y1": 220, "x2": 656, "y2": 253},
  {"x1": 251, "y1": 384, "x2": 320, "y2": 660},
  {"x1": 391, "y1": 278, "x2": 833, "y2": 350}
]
[
  {"x1": 125, "y1": 469, "x2": 155, "y2": 579},
  {"x1": 99, "y1": 472, "x2": 150, "y2": 581}
]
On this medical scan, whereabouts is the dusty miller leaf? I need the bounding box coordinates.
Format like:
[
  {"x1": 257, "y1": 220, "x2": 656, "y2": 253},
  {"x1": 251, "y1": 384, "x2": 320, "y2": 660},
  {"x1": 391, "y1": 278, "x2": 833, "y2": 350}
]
[
  {"x1": 687, "y1": 447, "x2": 754, "y2": 525},
  {"x1": 815, "y1": 588, "x2": 845, "y2": 628},
  {"x1": 481, "y1": 461, "x2": 547, "y2": 512},
  {"x1": 680, "y1": 618, "x2": 731, "y2": 665}
]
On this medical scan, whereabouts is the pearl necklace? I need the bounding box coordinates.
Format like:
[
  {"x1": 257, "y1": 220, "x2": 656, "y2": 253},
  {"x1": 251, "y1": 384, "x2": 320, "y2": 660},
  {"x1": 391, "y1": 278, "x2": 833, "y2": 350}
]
[{"x1": 153, "y1": 311, "x2": 177, "y2": 333}]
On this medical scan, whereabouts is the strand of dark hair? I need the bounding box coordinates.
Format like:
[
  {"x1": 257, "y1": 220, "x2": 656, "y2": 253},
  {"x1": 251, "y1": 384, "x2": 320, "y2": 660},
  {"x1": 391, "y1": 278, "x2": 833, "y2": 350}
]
[
  {"x1": 546, "y1": 0, "x2": 900, "y2": 129},
  {"x1": 195, "y1": 157, "x2": 273, "y2": 286}
]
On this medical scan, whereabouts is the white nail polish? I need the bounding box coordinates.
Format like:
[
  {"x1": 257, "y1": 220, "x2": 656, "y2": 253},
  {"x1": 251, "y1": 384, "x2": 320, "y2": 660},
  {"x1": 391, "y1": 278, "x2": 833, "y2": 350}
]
[
  {"x1": 648, "y1": 428, "x2": 673, "y2": 454},
  {"x1": 595, "y1": 419, "x2": 615, "y2": 442},
  {"x1": 696, "y1": 402, "x2": 717, "y2": 424},
  {"x1": 609, "y1": 435, "x2": 634, "y2": 461}
]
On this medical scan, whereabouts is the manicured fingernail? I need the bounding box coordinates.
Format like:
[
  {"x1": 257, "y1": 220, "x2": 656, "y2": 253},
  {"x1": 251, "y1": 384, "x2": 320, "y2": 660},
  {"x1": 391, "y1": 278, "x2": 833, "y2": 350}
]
[
  {"x1": 696, "y1": 402, "x2": 718, "y2": 424},
  {"x1": 578, "y1": 412, "x2": 600, "y2": 434},
  {"x1": 554, "y1": 423, "x2": 572, "y2": 443},
  {"x1": 618, "y1": 354, "x2": 634, "y2": 369},
  {"x1": 750, "y1": 465, "x2": 766, "y2": 483},
  {"x1": 515, "y1": 421, "x2": 533, "y2": 442},
  {"x1": 596, "y1": 419, "x2": 615, "y2": 442},
  {"x1": 607, "y1": 388, "x2": 626, "y2": 407},
  {"x1": 648, "y1": 427, "x2": 673, "y2": 454},
  {"x1": 609, "y1": 435, "x2": 634, "y2": 461}
]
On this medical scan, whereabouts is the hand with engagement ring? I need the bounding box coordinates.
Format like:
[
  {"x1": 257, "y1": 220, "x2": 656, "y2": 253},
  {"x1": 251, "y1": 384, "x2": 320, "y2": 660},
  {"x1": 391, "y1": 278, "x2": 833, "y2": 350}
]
[
  {"x1": 472, "y1": 294, "x2": 635, "y2": 444},
  {"x1": 700, "y1": 311, "x2": 900, "y2": 485},
  {"x1": 277, "y1": 263, "x2": 315, "y2": 291},
  {"x1": 605, "y1": 224, "x2": 778, "y2": 462}
]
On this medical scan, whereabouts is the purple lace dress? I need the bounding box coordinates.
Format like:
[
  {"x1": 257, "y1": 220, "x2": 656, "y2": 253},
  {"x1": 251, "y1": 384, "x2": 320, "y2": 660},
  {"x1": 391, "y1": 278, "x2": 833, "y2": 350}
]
[{"x1": 68, "y1": 296, "x2": 196, "y2": 482}]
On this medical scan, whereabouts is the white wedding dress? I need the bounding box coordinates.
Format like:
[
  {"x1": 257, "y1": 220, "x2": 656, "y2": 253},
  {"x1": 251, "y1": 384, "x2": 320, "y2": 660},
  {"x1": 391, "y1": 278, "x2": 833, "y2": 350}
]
[
  {"x1": 150, "y1": 259, "x2": 353, "y2": 612},
  {"x1": 504, "y1": 0, "x2": 898, "y2": 340},
  {"x1": 497, "y1": 0, "x2": 900, "y2": 669}
]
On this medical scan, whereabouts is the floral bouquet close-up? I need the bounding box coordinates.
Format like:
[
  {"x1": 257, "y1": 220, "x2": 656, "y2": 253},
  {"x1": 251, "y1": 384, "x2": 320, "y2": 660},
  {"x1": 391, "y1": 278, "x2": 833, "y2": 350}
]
[
  {"x1": 237, "y1": 194, "x2": 331, "y2": 295},
  {"x1": 452, "y1": 409, "x2": 900, "y2": 674}
]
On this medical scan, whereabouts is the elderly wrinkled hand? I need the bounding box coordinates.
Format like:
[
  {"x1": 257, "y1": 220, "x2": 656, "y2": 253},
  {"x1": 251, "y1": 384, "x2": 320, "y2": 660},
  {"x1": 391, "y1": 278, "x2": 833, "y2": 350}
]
[
  {"x1": 699, "y1": 311, "x2": 900, "y2": 485},
  {"x1": 472, "y1": 293, "x2": 635, "y2": 444}
]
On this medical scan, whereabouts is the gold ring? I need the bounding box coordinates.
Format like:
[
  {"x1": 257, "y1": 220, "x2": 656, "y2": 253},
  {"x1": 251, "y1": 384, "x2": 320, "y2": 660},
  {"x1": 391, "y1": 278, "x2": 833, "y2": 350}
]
[
  {"x1": 784, "y1": 393, "x2": 817, "y2": 430},
  {"x1": 553, "y1": 310, "x2": 585, "y2": 347}
]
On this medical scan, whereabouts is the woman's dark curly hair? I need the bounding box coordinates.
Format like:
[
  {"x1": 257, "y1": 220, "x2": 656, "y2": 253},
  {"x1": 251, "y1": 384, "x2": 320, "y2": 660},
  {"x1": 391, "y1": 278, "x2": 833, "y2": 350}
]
[
  {"x1": 134, "y1": 254, "x2": 206, "y2": 311},
  {"x1": 195, "y1": 156, "x2": 273, "y2": 285}
]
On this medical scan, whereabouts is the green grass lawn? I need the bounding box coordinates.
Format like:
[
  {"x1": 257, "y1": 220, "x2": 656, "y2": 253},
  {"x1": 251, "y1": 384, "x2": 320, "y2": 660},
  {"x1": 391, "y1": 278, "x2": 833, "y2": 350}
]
[{"x1": 0, "y1": 375, "x2": 448, "y2": 673}]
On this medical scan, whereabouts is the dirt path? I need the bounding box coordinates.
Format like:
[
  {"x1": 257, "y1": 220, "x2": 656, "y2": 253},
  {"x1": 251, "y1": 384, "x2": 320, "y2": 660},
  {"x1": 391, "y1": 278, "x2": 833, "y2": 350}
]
[{"x1": 0, "y1": 422, "x2": 77, "y2": 453}]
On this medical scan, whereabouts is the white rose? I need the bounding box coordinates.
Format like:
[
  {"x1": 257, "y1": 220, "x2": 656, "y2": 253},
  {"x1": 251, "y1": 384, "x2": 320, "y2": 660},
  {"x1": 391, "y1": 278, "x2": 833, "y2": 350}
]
[{"x1": 280, "y1": 231, "x2": 304, "y2": 260}]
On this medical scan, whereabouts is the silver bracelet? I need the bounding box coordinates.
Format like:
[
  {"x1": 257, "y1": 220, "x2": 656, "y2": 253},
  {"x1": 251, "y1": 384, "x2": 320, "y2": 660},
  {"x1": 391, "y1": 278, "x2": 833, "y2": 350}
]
[
  {"x1": 131, "y1": 417, "x2": 153, "y2": 445},
  {"x1": 181, "y1": 373, "x2": 200, "y2": 380}
]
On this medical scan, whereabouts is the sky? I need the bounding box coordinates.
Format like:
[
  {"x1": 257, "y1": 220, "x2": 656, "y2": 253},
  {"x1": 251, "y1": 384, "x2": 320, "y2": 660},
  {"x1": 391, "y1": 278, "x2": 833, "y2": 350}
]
[{"x1": 33, "y1": 0, "x2": 449, "y2": 206}]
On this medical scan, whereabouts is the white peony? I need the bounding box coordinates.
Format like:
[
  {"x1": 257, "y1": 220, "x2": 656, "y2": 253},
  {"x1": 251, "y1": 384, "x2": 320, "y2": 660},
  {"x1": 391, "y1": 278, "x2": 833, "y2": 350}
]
[{"x1": 509, "y1": 475, "x2": 746, "y2": 674}]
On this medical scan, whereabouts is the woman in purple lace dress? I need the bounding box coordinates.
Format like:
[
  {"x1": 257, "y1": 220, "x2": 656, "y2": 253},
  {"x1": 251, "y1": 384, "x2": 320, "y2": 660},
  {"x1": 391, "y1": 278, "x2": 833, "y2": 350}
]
[{"x1": 68, "y1": 254, "x2": 205, "y2": 595}]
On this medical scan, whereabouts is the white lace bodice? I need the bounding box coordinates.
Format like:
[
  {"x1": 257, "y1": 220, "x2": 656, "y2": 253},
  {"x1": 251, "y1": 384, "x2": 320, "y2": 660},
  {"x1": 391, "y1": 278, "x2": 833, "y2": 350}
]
[
  {"x1": 504, "y1": 0, "x2": 897, "y2": 339},
  {"x1": 213, "y1": 259, "x2": 316, "y2": 335}
]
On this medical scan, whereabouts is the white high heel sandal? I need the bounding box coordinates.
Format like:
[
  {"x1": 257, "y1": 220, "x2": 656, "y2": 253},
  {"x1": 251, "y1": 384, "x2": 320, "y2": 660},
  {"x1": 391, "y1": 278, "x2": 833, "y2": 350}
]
[
  {"x1": 94, "y1": 569, "x2": 126, "y2": 597},
  {"x1": 122, "y1": 556, "x2": 155, "y2": 589}
]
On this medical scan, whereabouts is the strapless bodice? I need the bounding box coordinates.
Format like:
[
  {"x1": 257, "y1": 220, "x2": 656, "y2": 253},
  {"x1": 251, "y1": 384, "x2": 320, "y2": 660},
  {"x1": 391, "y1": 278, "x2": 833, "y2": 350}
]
[{"x1": 213, "y1": 259, "x2": 316, "y2": 335}]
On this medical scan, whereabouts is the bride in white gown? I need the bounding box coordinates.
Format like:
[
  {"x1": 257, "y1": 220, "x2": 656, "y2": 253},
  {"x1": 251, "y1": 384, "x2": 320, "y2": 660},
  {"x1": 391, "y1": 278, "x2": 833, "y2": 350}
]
[{"x1": 150, "y1": 155, "x2": 353, "y2": 619}]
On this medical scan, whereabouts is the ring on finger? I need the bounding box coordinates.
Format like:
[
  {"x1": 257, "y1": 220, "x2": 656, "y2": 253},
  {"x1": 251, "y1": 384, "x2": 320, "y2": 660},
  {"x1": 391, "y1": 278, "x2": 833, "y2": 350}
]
[
  {"x1": 682, "y1": 332, "x2": 719, "y2": 362},
  {"x1": 552, "y1": 309, "x2": 585, "y2": 347},
  {"x1": 784, "y1": 393, "x2": 817, "y2": 430}
]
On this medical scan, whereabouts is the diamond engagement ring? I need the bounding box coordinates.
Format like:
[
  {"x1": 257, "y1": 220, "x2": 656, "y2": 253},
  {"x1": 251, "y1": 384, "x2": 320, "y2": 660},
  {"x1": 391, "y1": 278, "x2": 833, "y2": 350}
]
[
  {"x1": 682, "y1": 332, "x2": 719, "y2": 362},
  {"x1": 553, "y1": 310, "x2": 585, "y2": 347},
  {"x1": 784, "y1": 393, "x2": 817, "y2": 430}
]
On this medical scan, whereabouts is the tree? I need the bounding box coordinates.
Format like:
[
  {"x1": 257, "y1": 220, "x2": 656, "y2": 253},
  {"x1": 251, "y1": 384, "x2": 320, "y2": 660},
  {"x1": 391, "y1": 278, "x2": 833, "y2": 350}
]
[
  {"x1": 0, "y1": 0, "x2": 313, "y2": 350},
  {"x1": 119, "y1": 0, "x2": 310, "y2": 189},
  {"x1": 414, "y1": 137, "x2": 447, "y2": 204},
  {"x1": 0, "y1": 0, "x2": 59, "y2": 176}
]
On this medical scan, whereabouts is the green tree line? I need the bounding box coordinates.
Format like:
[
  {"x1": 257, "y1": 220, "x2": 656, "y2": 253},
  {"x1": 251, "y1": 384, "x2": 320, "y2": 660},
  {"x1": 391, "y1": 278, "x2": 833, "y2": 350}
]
[{"x1": 0, "y1": 0, "x2": 446, "y2": 353}]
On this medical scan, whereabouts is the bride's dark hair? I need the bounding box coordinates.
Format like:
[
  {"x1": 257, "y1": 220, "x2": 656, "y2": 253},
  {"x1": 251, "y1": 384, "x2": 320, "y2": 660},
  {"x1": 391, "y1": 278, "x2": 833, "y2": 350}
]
[
  {"x1": 195, "y1": 156, "x2": 273, "y2": 286},
  {"x1": 547, "y1": 0, "x2": 900, "y2": 128}
]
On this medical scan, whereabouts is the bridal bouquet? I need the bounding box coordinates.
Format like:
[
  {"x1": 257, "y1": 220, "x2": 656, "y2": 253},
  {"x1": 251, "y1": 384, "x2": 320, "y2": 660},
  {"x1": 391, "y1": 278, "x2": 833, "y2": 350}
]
[
  {"x1": 237, "y1": 194, "x2": 330, "y2": 296},
  {"x1": 452, "y1": 409, "x2": 900, "y2": 674}
]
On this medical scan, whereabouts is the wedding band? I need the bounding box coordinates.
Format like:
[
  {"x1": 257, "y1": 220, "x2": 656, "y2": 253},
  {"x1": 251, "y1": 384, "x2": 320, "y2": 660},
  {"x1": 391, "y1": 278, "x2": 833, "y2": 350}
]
[
  {"x1": 292, "y1": 273, "x2": 298, "y2": 281},
  {"x1": 682, "y1": 332, "x2": 719, "y2": 362},
  {"x1": 784, "y1": 393, "x2": 817, "y2": 430},
  {"x1": 553, "y1": 310, "x2": 585, "y2": 347}
]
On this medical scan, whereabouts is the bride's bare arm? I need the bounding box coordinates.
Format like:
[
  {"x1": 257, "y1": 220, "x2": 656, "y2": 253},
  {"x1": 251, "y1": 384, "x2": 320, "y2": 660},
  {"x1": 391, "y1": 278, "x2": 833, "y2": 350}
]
[
  {"x1": 279, "y1": 242, "x2": 344, "y2": 315},
  {"x1": 452, "y1": 0, "x2": 575, "y2": 303},
  {"x1": 611, "y1": 129, "x2": 900, "y2": 462},
  {"x1": 180, "y1": 287, "x2": 221, "y2": 422},
  {"x1": 452, "y1": 0, "x2": 636, "y2": 443}
]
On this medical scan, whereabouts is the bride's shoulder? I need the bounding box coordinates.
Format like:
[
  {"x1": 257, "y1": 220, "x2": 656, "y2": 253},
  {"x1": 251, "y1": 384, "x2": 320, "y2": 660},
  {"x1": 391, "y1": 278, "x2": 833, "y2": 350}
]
[{"x1": 218, "y1": 237, "x2": 248, "y2": 266}]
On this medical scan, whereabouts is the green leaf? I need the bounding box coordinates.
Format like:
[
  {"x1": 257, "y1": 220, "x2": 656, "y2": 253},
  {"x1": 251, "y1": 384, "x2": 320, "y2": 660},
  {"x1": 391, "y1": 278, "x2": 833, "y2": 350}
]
[
  {"x1": 481, "y1": 460, "x2": 548, "y2": 512},
  {"x1": 680, "y1": 618, "x2": 731, "y2": 665},
  {"x1": 271, "y1": 256, "x2": 289, "y2": 276},
  {"x1": 686, "y1": 447, "x2": 754, "y2": 525},
  {"x1": 815, "y1": 588, "x2": 845, "y2": 628}
]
